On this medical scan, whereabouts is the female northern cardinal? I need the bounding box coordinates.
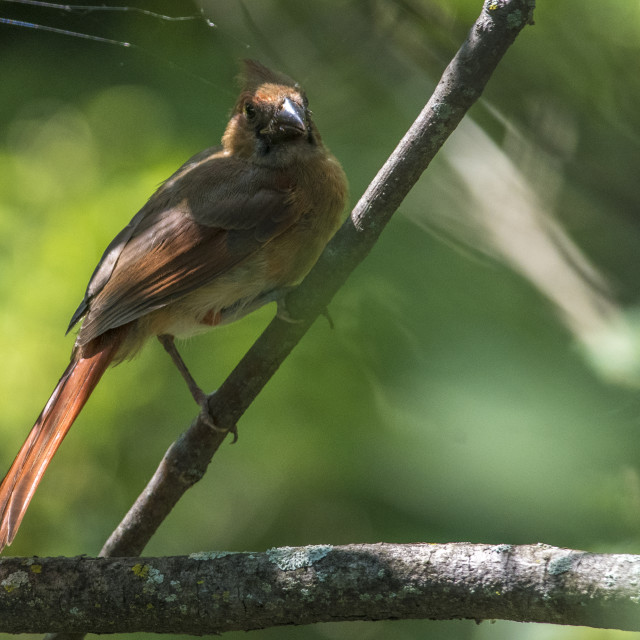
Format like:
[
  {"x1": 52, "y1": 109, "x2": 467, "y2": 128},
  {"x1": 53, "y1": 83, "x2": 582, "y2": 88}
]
[{"x1": 0, "y1": 60, "x2": 348, "y2": 551}]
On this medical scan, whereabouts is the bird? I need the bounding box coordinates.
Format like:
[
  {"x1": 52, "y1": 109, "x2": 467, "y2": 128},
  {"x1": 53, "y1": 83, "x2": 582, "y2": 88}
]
[{"x1": 0, "y1": 59, "x2": 348, "y2": 552}]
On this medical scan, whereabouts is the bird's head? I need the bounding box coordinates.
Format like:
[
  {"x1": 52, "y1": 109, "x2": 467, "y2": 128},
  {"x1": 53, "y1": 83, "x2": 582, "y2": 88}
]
[{"x1": 222, "y1": 60, "x2": 322, "y2": 165}]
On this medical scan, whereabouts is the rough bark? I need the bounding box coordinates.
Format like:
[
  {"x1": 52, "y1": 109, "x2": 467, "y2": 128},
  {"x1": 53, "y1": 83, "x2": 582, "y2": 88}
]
[{"x1": 3, "y1": 543, "x2": 640, "y2": 633}]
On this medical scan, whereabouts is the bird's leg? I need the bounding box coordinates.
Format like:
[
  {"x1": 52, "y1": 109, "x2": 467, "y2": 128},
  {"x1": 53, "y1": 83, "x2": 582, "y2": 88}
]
[
  {"x1": 157, "y1": 334, "x2": 207, "y2": 406},
  {"x1": 157, "y1": 335, "x2": 237, "y2": 440}
]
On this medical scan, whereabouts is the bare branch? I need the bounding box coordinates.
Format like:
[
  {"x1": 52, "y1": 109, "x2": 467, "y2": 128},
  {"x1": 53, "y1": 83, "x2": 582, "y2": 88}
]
[
  {"x1": 99, "y1": 0, "x2": 535, "y2": 559},
  {"x1": 4, "y1": 542, "x2": 640, "y2": 633}
]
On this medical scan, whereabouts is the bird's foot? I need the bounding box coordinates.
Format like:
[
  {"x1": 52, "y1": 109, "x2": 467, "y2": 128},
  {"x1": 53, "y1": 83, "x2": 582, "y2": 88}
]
[
  {"x1": 276, "y1": 297, "x2": 304, "y2": 324},
  {"x1": 198, "y1": 391, "x2": 238, "y2": 443},
  {"x1": 276, "y1": 298, "x2": 334, "y2": 329}
]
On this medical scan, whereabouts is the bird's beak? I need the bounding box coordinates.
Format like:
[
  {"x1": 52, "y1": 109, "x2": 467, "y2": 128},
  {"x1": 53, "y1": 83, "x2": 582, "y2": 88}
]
[{"x1": 262, "y1": 97, "x2": 307, "y2": 140}]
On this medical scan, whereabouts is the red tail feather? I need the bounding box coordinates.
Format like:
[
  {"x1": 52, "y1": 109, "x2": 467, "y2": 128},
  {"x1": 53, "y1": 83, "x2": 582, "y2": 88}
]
[{"x1": 0, "y1": 333, "x2": 123, "y2": 551}]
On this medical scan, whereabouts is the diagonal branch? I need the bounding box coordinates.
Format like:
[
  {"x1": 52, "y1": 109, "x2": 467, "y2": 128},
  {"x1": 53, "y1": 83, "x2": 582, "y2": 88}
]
[
  {"x1": 5, "y1": 542, "x2": 640, "y2": 633},
  {"x1": 99, "y1": 0, "x2": 535, "y2": 559}
]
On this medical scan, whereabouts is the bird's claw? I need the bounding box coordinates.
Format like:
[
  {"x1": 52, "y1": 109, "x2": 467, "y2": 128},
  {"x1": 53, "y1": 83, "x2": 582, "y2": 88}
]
[
  {"x1": 198, "y1": 394, "x2": 238, "y2": 443},
  {"x1": 277, "y1": 298, "x2": 334, "y2": 329},
  {"x1": 276, "y1": 298, "x2": 304, "y2": 324}
]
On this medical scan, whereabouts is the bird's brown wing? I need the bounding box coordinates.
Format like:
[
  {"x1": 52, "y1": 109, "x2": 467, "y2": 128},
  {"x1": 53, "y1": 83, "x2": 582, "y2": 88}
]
[{"x1": 72, "y1": 149, "x2": 299, "y2": 345}]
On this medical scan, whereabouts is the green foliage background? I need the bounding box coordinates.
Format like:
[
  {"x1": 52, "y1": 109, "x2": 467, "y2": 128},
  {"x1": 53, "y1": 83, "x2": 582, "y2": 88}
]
[{"x1": 1, "y1": 0, "x2": 640, "y2": 638}]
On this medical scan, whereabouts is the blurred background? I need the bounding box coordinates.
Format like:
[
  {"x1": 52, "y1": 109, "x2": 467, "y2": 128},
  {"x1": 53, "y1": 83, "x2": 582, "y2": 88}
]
[{"x1": 1, "y1": 0, "x2": 640, "y2": 638}]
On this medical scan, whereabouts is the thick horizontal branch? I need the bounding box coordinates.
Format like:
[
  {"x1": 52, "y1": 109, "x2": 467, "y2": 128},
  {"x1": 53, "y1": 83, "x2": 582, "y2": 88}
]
[
  {"x1": 3, "y1": 542, "x2": 640, "y2": 633},
  {"x1": 100, "y1": 0, "x2": 535, "y2": 559}
]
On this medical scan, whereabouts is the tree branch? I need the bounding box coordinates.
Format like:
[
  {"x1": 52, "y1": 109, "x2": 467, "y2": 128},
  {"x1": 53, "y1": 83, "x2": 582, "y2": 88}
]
[
  {"x1": 4, "y1": 542, "x2": 640, "y2": 633},
  {"x1": 99, "y1": 0, "x2": 535, "y2": 560}
]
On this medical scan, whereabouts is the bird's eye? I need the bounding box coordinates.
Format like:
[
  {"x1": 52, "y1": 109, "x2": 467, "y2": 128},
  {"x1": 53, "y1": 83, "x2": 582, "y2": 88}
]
[{"x1": 244, "y1": 102, "x2": 257, "y2": 120}]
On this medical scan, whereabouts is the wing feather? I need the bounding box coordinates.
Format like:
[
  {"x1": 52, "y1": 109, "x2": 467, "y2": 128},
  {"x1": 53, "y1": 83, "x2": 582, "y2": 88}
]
[{"x1": 72, "y1": 148, "x2": 298, "y2": 344}]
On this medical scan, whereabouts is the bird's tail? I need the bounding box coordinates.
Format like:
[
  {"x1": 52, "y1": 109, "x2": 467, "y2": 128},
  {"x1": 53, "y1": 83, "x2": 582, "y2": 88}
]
[{"x1": 0, "y1": 330, "x2": 124, "y2": 551}]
